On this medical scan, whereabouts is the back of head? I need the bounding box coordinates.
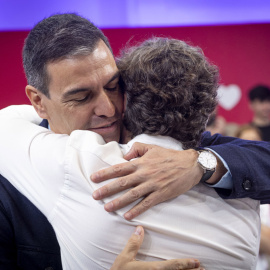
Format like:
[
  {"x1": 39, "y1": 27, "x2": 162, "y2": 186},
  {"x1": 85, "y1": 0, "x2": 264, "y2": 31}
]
[
  {"x1": 248, "y1": 85, "x2": 270, "y2": 102},
  {"x1": 23, "y1": 13, "x2": 112, "y2": 97},
  {"x1": 117, "y1": 37, "x2": 219, "y2": 149}
]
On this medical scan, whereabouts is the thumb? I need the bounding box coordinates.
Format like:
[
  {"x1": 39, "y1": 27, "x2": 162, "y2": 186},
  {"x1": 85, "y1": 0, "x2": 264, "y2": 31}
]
[
  {"x1": 124, "y1": 142, "x2": 152, "y2": 160},
  {"x1": 122, "y1": 226, "x2": 144, "y2": 260}
]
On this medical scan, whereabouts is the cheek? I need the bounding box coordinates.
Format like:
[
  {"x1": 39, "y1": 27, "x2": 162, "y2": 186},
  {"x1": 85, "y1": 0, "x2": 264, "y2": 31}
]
[
  {"x1": 61, "y1": 114, "x2": 77, "y2": 132},
  {"x1": 254, "y1": 105, "x2": 263, "y2": 113},
  {"x1": 260, "y1": 104, "x2": 270, "y2": 113},
  {"x1": 72, "y1": 108, "x2": 95, "y2": 129},
  {"x1": 56, "y1": 108, "x2": 82, "y2": 130}
]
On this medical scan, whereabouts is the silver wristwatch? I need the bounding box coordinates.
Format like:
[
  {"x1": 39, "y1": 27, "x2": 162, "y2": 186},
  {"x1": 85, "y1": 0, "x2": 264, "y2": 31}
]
[{"x1": 197, "y1": 150, "x2": 217, "y2": 183}]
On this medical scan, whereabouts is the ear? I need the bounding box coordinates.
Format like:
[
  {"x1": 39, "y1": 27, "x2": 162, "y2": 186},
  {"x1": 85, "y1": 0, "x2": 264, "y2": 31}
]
[{"x1": 25, "y1": 85, "x2": 49, "y2": 119}]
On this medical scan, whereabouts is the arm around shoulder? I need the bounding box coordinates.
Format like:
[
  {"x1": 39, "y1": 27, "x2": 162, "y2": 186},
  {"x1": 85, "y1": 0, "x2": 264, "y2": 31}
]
[{"x1": 201, "y1": 131, "x2": 270, "y2": 203}]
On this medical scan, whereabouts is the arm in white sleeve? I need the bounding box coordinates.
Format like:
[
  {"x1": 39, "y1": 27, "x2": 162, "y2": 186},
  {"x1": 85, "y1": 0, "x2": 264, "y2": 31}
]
[
  {"x1": 0, "y1": 104, "x2": 42, "y2": 123},
  {"x1": 0, "y1": 105, "x2": 68, "y2": 216}
]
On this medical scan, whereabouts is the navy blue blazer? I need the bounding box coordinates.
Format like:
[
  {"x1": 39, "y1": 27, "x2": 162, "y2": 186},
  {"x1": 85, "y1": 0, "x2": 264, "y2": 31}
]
[
  {"x1": 201, "y1": 131, "x2": 270, "y2": 204},
  {"x1": 0, "y1": 121, "x2": 269, "y2": 269},
  {"x1": 0, "y1": 119, "x2": 62, "y2": 269}
]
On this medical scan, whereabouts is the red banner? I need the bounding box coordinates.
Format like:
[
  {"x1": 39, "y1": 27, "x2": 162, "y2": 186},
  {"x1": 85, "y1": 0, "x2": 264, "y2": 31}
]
[{"x1": 1, "y1": 23, "x2": 270, "y2": 123}]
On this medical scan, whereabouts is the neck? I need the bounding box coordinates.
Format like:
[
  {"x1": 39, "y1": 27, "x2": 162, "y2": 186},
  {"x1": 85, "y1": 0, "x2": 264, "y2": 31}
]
[{"x1": 120, "y1": 127, "x2": 133, "y2": 144}]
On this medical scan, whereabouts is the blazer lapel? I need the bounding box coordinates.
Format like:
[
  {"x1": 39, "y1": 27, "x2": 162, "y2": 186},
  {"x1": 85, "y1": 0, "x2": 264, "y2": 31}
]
[{"x1": 39, "y1": 119, "x2": 49, "y2": 128}]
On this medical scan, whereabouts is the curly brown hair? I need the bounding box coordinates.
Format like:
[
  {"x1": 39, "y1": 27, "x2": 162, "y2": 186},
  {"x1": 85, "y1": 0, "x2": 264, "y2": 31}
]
[{"x1": 117, "y1": 37, "x2": 219, "y2": 149}]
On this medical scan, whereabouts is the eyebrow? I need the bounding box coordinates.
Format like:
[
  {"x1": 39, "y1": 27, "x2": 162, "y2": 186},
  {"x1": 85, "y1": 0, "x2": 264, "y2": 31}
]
[
  {"x1": 62, "y1": 71, "x2": 120, "y2": 101},
  {"x1": 62, "y1": 88, "x2": 90, "y2": 100},
  {"x1": 105, "y1": 71, "x2": 120, "y2": 85}
]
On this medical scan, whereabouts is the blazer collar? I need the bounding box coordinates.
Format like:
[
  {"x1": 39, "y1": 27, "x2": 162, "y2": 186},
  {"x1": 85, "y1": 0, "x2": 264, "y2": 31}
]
[{"x1": 39, "y1": 119, "x2": 49, "y2": 129}]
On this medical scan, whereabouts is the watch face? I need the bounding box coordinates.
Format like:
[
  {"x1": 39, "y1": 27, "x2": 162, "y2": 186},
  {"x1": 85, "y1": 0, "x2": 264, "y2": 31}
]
[{"x1": 198, "y1": 151, "x2": 217, "y2": 170}]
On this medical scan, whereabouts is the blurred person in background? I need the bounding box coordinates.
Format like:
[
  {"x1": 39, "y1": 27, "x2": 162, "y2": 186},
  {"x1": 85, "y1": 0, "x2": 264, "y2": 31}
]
[
  {"x1": 248, "y1": 85, "x2": 270, "y2": 141},
  {"x1": 206, "y1": 108, "x2": 239, "y2": 137},
  {"x1": 235, "y1": 124, "x2": 262, "y2": 141}
]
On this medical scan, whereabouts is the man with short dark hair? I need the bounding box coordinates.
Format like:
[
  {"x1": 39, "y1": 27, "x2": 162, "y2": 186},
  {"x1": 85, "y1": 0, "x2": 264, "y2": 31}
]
[
  {"x1": 0, "y1": 13, "x2": 201, "y2": 270},
  {"x1": 0, "y1": 13, "x2": 270, "y2": 269},
  {"x1": 0, "y1": 37, "x2": 260, "y2": 269},
  {"x1": 248, "y1": 85, "x2": 270, "y2": 141}
]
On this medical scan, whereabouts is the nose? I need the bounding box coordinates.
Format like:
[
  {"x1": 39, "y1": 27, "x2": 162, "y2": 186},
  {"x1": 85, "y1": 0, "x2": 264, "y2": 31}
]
[{"x1": 94, "y1": 90, "x2": 115, "y2": 117}]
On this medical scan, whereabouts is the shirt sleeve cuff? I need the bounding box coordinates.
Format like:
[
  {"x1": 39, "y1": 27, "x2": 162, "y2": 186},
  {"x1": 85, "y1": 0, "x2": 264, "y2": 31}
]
[{"x1": 204, "y1": 148, "x2": 233, "y2": 189}]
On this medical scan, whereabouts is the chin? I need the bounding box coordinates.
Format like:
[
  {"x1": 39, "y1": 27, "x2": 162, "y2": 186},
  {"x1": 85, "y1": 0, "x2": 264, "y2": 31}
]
[{"x1": 102, "y1": 133, "x2": 119, "y2": 143}]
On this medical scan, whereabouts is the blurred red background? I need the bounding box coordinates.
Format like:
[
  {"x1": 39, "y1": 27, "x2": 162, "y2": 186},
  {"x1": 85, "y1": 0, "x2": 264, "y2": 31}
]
[{"x1": 1, "y1": 23, "x2": 270, "y2": 123}]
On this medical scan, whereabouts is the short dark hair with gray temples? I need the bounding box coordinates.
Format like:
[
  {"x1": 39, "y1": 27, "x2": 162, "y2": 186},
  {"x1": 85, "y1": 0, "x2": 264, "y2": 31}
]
[
  {"x1": 23, "y1": 13, "x2": 112, "y2": 97},
  {"x1": 117, "y1": 37, "x2": 219, "y2": 149}
]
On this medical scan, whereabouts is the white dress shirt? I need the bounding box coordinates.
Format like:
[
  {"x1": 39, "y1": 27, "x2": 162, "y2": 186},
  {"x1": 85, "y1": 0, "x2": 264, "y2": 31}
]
[{"x1": 0, "y1": 105, "x2": 260, "y2": 270}]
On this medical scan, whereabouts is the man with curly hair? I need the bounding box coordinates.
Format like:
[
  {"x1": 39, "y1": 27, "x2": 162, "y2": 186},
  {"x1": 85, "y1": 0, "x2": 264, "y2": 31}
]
[
  {"x1": 0, "y1": 37, "x2": 260, "y2": 269},
  {"x1": 118, "y1": 37, "x2": 218, "y2": 149},
  {"x1": 0, "y1": 13, "x2": 202, "y2": 270}
]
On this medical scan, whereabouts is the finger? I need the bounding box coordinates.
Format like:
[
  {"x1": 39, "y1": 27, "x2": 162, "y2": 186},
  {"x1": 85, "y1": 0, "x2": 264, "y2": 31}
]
[
  {"x1": 93, "y1": 174, "x2": 142, "y2": 200},
  {"x1": 124, "y1": 142, "x2": 156, "y2": 160},
  {"x1": 122, "y1": 259, "x2": 202, "y2": 270},
  {"x1": 121, "y1": 226, "x2": 144, "y2": 260},
  {"x1": 124, "y1": 192, "x2": 160, "y2": 220},
  {"x1": 104, "y1": 184, "x2": 154, "y2": 212},
  {"x1": 91, "y1": 161, "x2": 137, "y2": 183},
  {"x1": 110, "y1": 226, "x2": 144, "y2": 270}
]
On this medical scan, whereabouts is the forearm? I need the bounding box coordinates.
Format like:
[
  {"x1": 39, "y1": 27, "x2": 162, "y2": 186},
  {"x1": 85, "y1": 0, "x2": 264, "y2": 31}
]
[
  {"x1": 180, "y1": 149, "x2": 227, "y2": 185},
  {"x1": 204, "y1": 152, "x2": 228, "y2": 185},
  {"x1": 201, "y1": 132, "x2": 270, "y2": 201}
]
